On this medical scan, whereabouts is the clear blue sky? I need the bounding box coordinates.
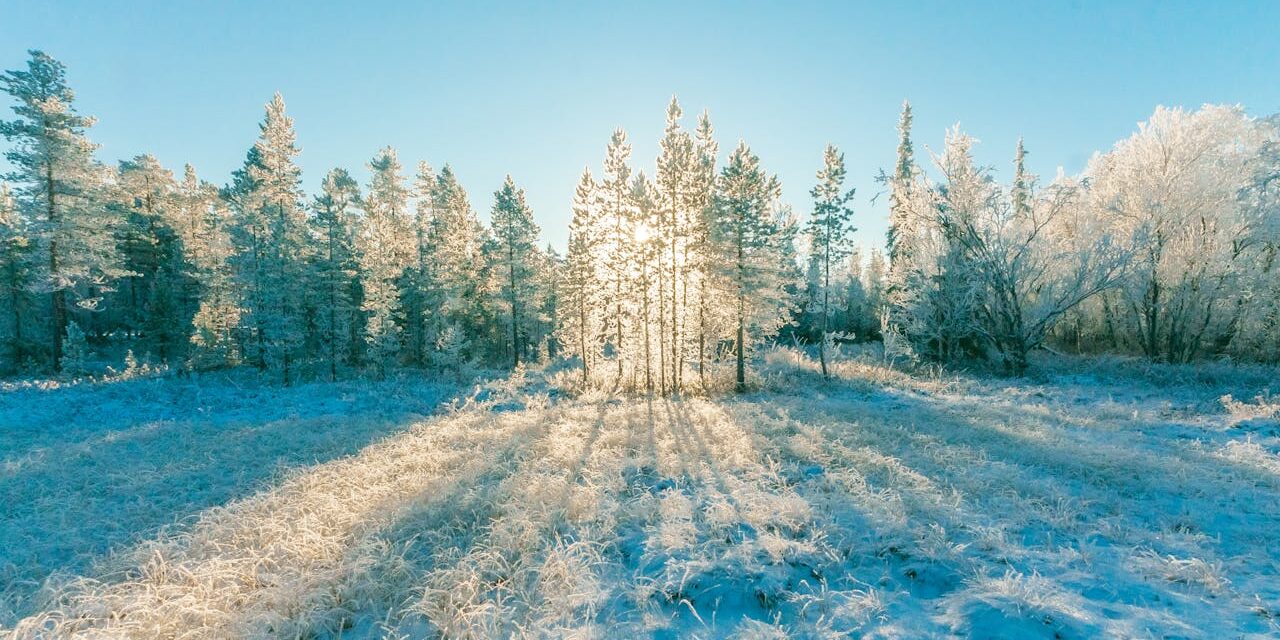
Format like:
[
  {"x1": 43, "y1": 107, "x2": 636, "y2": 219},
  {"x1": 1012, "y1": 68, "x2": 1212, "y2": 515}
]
[{"x1": 3, "y1": 1, "x2": 1278, "y2": 252}]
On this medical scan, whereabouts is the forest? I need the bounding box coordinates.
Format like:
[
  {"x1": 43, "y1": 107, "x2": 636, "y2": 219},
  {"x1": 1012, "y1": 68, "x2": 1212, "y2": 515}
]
[{"x1": 3, "y1": 50, "x2": 1277, "y2": 387}]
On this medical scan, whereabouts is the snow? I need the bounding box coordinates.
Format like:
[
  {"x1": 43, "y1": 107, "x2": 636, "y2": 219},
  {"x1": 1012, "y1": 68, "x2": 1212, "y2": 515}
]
[{"x1": 2, "y1": 353, "x2": 1279, "y2": 638}]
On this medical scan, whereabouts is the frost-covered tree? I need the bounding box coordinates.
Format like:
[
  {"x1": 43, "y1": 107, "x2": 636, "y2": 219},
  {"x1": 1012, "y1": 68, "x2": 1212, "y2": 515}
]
[
  {"x1": 398, "y1": 162, "x2": 438, "y2": 365},
  {"x1": 862, "y1": 248, "x2": 887, "y2": 337},
  {"x1": 113, "y1": 154, "x2": 196, "y2": 363},
  {"x1": 537, "y1": 244, "x2": 562, "y2": 360},
  {"x1": 357, "y1": 146, "x2": 414, "y2": 373},
  {"x1": 656, "y1": 97, "x2": 696, "y2": 391},
  {"x1": 708, "y1": 142, "x2": 792, "y2": 392},
  {"x1": 424, "y1": 164, "x2": 489, "y2": 361},
  {"x1": 689, "y1": 111, "x2": 721, "y2": 384},
  {"x1": 561, "y1": 168, "x2": 602, "y2": 382},
  {"x1": 886, "y1": 101, "x2": 916, "y2": 274},
  {"x1": 60, "y1": 319, "x2": 90, "y2": 377},
  {"x1": 942, "y1": 138, "x2": 1127, "y2": 373},
  {"x1": 598, "y1": 129, "x2": 636, "y2": 385},
  {"x1": 1229, "y1": 115, "x2": 1280, "y2": 361},
  {"x1": 889, "y1": 127, "x2": 988, "y2": 363},
  {"x1": 1, "y1": 50, "x2": 126, "y2": 372},
  {"x1": 630, "y1": 172, "x2": 662, "y2": 390},
  {"x1": 489, "y1": 175, "x2": 541, "y2": 367},
  {"x1": 225, "y1": 93, "x2": 310, "y2": 383},
  {"x1": 182, "y1": 166, "x2": 240, "y2": 370},
  {"x1": 1083, "y1": 105, "x2": 1267, "y2": 362},
  {"x1": 311, "y1": 168, "x2": 362, "y2": 380},
  {"x1": 806, "y1": 144, "x2": 857, "y2": 378}
]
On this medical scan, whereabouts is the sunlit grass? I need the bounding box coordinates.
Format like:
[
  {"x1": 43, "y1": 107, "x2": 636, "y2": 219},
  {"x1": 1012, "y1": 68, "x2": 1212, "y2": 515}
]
[{"x1": 3, "y1": 350, "x2": 1278, "y2": 637}]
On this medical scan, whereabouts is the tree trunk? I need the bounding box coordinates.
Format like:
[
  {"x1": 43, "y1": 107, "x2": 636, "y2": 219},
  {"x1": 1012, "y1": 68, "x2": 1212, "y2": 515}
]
[
  {"x1": 509, "y1": 244, "x2": 519, "y2": 368},
  {"x1": 735, "y1": 221, "x2": 746, "y2": 393},
  {"x1": 736, "y1": 289, "x2": 746, "y2": 393}
]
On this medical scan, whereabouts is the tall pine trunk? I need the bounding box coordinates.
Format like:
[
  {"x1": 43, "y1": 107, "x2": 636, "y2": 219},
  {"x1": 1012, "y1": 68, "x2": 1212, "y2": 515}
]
[
  {"x1": 509, "y1": 243, "x2": 519, "y2": 368},
  {"x1": 735, "y1": 220, "x2": 746, "y2": 393}
]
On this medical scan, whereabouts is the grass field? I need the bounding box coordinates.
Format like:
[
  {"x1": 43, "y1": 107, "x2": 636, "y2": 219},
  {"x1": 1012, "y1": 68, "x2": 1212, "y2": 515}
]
[{"x1": 2, "y1": 352, "x2": 1279, "y2": 638}]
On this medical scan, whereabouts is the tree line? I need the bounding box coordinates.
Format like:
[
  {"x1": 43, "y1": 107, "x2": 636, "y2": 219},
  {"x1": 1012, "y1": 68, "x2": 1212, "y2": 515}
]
[{"x1": 1, "y1": 51, "x2": 1277, "y2": 387}]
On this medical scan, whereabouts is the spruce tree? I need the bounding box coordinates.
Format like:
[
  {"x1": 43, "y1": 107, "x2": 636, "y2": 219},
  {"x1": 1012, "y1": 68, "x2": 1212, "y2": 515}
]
[{"x1": 886, "y1": 100, "x2": 915, "y2": 267}]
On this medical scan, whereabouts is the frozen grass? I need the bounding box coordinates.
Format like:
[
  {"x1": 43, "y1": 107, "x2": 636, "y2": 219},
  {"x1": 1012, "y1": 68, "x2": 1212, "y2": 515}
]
[
  {"x1": 0, "y1": 370, "x2": 460, "y2": 628},
  {"x1": 3, "y1": 353, "x2": 1279, "y2": 637}
]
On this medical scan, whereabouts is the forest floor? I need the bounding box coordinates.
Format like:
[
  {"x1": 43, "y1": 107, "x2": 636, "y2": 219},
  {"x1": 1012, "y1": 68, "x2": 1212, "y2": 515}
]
[{"x1": 2, "y1": 351, "x2": 1279, "y2": 638}]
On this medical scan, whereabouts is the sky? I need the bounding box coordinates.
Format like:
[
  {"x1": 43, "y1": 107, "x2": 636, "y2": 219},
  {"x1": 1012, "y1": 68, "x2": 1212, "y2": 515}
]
[{"x1": 2, "y1": 0, "x2": 1279, "y2": 252}]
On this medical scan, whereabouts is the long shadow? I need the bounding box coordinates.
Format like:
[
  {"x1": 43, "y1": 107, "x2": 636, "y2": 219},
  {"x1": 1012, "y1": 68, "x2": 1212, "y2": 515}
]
[
  {"x1": 721, "y1": 386, "x2": 1280, "y2": 637},
  {"x1": 0, "y1": 372, "x2": 468, "y2": 623},
  {"x1": 736, "y1": 379, "x2": 1280, "y2": 633},
  {"x1": 776, "y1": 388, "x2": 1279, "y2": 545}
]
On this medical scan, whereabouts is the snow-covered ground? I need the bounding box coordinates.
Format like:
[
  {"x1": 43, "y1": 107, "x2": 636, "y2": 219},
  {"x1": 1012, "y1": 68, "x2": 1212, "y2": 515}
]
[{"x1": 2, "y1": 353, "x2": 1279, "y2": 638}]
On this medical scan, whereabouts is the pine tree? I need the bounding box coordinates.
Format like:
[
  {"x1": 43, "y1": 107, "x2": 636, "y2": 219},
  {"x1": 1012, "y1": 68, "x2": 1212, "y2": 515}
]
[
  {"x1": 708, "y1": 142, "x2": 791, "y2": 392},
  {"x1": 1, "y1": 50, "x2": 126, "y2": 372},
  {"x1": 0, "y1": 183, "x2": 33, "y2": 373},
  {"x1": 656, "y1": 96, "x2": 695, "y2": 392},
  {"x1": 806, "y1": 144, "x2": 857, "y2": 378},
  {"x1": 631, "y1": 171, "x2": 660, "y2": 390},
  {"x1": 562, "y1": 168, "x2": 601, "y2": 382},
  {"x1": 357, "y1": 146, "x2": 413, "y2": 373},
  {"x1": 690, "y1": 111, "x2": 720, "y2": 386},
  {"x1": 311, "y1": 168, "x2": 362, "y2": 380},
  {"x1": 425, "y1": 165, "x2": 488, "y2": 361},
  {"x1": 114, "y1": 154, "x2": 195, "y2": 364},
  {"x1": 226, "y1": 93, "x2": 310, "y2": 383},
  {"x1": 184, "y1": 166, "x2": 240, "y2": 370},
  {"x1": 538, "y1": 244, "x2": 562, "y2": 360},
  {"x1": 489, "y1": 175, "x2": 541, "y2": 367},
  {"x1": 599, "y1": 129, "x2": 635, "y2": 385},
  {"x1": 400, "y1": 161, "x2": 438, "y2": 365}
]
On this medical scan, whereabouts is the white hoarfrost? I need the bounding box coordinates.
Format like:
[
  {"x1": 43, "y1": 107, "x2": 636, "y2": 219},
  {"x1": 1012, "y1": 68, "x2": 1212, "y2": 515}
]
[{"x1": 1, "y1": 352, "x2": 1279, "y2": 638}]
